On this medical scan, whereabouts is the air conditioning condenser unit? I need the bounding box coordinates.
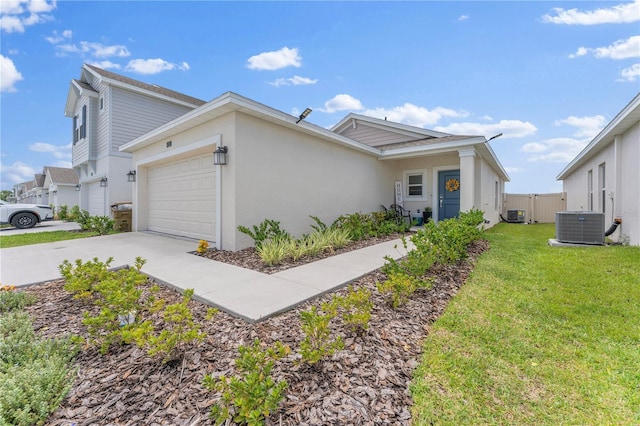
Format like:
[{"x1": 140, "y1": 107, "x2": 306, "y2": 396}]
[
  {"x1": 507, "y1": 209, "x2": 525, "y2": 223},
  {"x1": 555, "y1": 211, "x2": 604, "y2": 245}
]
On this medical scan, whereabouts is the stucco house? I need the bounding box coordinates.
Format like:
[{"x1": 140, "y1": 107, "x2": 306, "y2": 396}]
[
  {"x1": 65, "y1": 64, "x2": 205, "y2": 216},
  {"x1": 557, "y1": 92, "x2": 640, "y2": 246},
  {"x1": 121, "y1": 92, "x2": 509, "y2": 251}
]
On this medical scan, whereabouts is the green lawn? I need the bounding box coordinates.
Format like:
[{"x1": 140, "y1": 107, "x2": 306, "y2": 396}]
[
  {"x1": 411, "y1": 223, "x2": 640, "y2": 425},
  {"x1": 0, "y1": 230, "x2": 101, "y2": 248}
]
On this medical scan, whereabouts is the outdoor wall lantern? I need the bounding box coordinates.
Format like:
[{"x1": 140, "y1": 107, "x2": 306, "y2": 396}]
[
  {"x1": 127, "y1": 170, "x2": 136, "y2": 182},
  {"x1": 100, "y1": 177, "x2": 108, "y2": 187},
  {"x1": 52, "y1": 190, "x2": 58, "y2": 194},
  {"x1": 75, "y1": 184, "x2": 81, "y2": 191},
  {"x1": 214, "y1": 146, "x2": 228, "y2": 166},
  {"x1": 296, "y1": 107, "x2": 312, "y2": 123}
]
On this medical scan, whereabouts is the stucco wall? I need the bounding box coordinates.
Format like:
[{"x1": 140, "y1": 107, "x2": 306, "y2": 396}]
[
  {"x1": 562, "y1": 120, "x2": 639, "y2": 245},
  {"x1": 232, "y1": 113, "x2": 395, "y2": 250}
]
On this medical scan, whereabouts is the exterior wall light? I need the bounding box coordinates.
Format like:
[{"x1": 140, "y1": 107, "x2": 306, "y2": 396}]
[
  {"x1": 214, "y1": 146, "x2": 228, "y2": 165},
  {"x1": 296, "y1": 107, "x2": 312, "y2": 123},
  {"x1": 127, "y1": 170, "x2": 136, "y2": 182},
  {"x1": 75, "y1": 184, "x2": 81, "y2": 191},
  {"x1": 100, "y1": 177, "x2": 108, "y2": 187}
]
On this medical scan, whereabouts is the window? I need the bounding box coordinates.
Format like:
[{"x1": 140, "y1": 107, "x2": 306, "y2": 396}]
[
  {"x1": 494, "y1": 181, "x2": 499, "y2": 211},
  {"x1": 80, "y1": 105, "x2": 87, "y2": 139},
  {"x1": 599, "y1": 163, "x2": 606, "y2": 213},
  {"x1": 587, "y1": 169, "x2": 593, "y2": 210},
  {"x1": 72, "y1": 115, "x2": 78, "y2": 144},
  {"x1": 99, "y1": 97, "x2": 104, "y2": 111},
  {"x1": 403, "y1": 169, "x2": 427, "y2": 200}
]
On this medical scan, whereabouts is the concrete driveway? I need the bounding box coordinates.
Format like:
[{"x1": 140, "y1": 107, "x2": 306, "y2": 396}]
[
  {"x1": 0, "y1": 220, "x2": 81, "y2": 235},
  {"x1": 1, "y1": 231, "x2": 412, "y2": 322}
]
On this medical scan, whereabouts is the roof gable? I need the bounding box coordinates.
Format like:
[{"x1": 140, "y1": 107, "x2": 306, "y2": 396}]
[
  {"x1": 44, "y1": 166, "x2": 79, "y2": 185},
  {"x1": 65, "y1": 64, "x2": 206, "y2": 117},
  {"x1": 332, "y1": 113, "x2": 450, "y2": 147},
  {"x1": 557, "y1": 92, "x2": 640, "y2": 180}
]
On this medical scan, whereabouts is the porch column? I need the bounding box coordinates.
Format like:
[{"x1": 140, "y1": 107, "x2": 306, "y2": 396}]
[{"x1": 458, "y1": 149, "x2": 476, "y2": 212}]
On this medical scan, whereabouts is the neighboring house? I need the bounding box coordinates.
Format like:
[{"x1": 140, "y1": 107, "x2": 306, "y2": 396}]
[
  {"x1": 121, "y1": 92, "x2": 509, "y2": 251},
  {"x1": 64, "y1": 64, "x2": 206, "y2": 216},
  {"x1": 43, "y1": 166, "x2": 80, "y2": 210},
  {"x1": 12, "y1": 181, "x2": 33, "y2": 203},
  {"x1": 557, "y1": 92, "x2": 640, "y2": 246}
]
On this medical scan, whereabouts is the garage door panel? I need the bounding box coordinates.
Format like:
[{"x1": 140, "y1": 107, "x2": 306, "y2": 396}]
[
  {"x1": 87, "y1": 182, "x2": 105, "y2": 216},
  {"x1": 148, "y1": 154, "x2": 215, "y2": 241}
]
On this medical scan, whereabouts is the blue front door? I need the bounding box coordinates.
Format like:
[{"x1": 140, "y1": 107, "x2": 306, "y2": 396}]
[{"x1": 438, "y1": 170, "x2": 460, "y2": 220}]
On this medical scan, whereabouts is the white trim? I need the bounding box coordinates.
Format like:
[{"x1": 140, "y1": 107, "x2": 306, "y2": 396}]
[
  {"x1": 136, "y1": 136, "x2": 219, "y2": 167},
  {"x1": 403, "y1": 168, "x2": 428, "y2": 201},
  {"x1": 215, "y1": 138, "x2": 223, "y2": 250}
]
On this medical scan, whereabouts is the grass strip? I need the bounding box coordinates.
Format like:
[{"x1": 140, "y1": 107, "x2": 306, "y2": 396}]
[
  {"x1": 411, "y1": 223, "x2": 640, "y2": 425},
  {"x1": 0, "y1": 230, "x2": 100, "y2": 248}
]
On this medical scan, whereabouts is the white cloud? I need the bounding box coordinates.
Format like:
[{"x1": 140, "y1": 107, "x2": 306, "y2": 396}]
[
  {"x1": 0, "y1": 54, "x2": 23, "y2": 92},
  {"x1": 554, "y1": 115, "x2": 606, "y2": 138},
  {"x1": 618, "y1": 63, "x2": 640, "y2": 81},
  {"x1": 0, "y1": 161, "x2": 36, "y2": 186},
  {"x1": 434, "y1": 119, "x2": 537, "y2": 138},
  {"x1": 124, "y1": 58, "x2": 190, "y2": 74},
  {"x1": 88, "y1": 60, "x2": 121, "y2": 70},
  {"x1": 55, "y1": 41, "x2": 130, "y2": 58},
  {"x1": 521, "y1": 142, "x2": 548, "y2": 153},
  {"x1": 269, "y1": 75, "x2": 318, "y2": 87},
  {"x1": 363, "y1": 104, "x2": 468, "y2": 127},
  {"x1": 524, "y1": 137, "x2": 588, "y2": 163},
  {"x1": 571, "y1": 36, "x2": 640, "y2": 60},
  {"x1": 458, "y1": 15, "x2": 469, "y2": 21},
  {"x1": 247, "y1": 47, "x2": 301, "y2": 70},
  {"x1": 45, "y1": 29, "x2": 71, "y2": 44},
  {"x1": 29, "y1": 142, "x2": 72, "y2": 161},
  {"x1": 321, "y1": 94, "x2": 364, "y2": 113},
  {"x1": 504, "y1": 167, "x2": 524, "y2": 174},
  {"x1": 0, "y1": 0, "x2": 56, "y2": 33},
  {"x1": 542, "y1": 0, "x2": 640, "y2": 25}
]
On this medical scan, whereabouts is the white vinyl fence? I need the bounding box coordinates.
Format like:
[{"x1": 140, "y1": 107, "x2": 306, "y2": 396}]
[{"x1": 503, "y1": 193, "x2": 567, "y2": 224}]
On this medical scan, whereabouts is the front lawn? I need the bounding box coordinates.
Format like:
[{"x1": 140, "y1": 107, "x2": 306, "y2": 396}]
[
  {"x1": 0, "y1": 230, "x2": 101, "y2": 248},
  {"x1": 411, "y1": 223, "x2": 640, "y2": 425}
]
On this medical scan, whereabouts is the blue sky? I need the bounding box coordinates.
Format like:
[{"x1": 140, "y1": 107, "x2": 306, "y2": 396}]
[{"x1": 1, "y1": 0, "x2": 638, "y2": 194}]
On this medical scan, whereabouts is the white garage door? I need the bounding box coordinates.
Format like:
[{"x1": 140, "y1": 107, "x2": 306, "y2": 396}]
[
  {"x1": 147, "y1": 154, "x2": 216, "y2": 241},
  {"x1": 87, "y1": 181, "x2": 106, "y2": 216}
]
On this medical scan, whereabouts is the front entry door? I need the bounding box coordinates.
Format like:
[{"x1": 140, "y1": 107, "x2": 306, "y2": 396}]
[{"x1": 438, "y1": 170, "x2": 460, "y2": 220}]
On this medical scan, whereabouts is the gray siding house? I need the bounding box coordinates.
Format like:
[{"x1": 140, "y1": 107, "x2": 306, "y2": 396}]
[{"x1": 64, "y1": 64, "x2": 205, "y2": 216}]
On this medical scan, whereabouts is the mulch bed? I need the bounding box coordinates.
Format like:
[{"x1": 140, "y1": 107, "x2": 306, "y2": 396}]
[
  {"x1": 196, "y1": 233, "x2": 410, "y2": 274},
  {"x1": 24, "y1": 239, "x2": 489, "y2": 426}
]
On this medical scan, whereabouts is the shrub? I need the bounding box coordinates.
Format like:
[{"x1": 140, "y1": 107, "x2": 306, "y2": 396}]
[
  {"x1": 377, "y1": 272, "x2": 432, "y2": 309},
  {"x1": 203, "y1": 339, "x2": 289, "y2": 426},
  {"x1": 299, "y1": 304, "x2": 343, "y2": 365},
  {"x1": 143, "y1": 289, "x2": 206, "y2": 364},
  {"x1": 57, "y1": 205, "x2": 69, "y2": 221},
  {"x1": 332, "y1": 286, "x2": 373, "y2": 335},
  {"x1": 0, "y1": 312, "x2": 79, "y2": 426},
  {"x1": 67, "y1": 205, "x2": 81, "y2": 222},
  {"x1": 60, "y1": 257, "x2": 115, "y2": 300},
  {"x1": 89, "y1": 216, "x2": 114, "y2": 235},
  {"x1": 238, "y1": 219, "x2": 291, "y2": 249},
  {"x1": 75, "y1": 209, "x2": 92, "y2": 231}
]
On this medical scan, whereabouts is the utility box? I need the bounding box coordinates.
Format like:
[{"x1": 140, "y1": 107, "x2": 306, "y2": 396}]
[
  {"x1": 507, "y1": 209, "x2": 525, "y2": 223},
  {"x1": 111, "y1": 203, "x2": 132, "y2": 232}
]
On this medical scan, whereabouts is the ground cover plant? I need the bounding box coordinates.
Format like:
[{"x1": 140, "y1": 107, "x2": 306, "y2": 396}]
[
  {"x1": 411, "y1": 223, "x2": 640, "y2": 425},
  {"x1": 0, "y1": 288, "x2": 79, "y2": 426}
]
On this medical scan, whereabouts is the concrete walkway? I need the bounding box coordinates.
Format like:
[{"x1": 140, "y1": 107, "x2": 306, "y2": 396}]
[{"x1": 0, "y1": 232, "x2": 412, "y2": 322}]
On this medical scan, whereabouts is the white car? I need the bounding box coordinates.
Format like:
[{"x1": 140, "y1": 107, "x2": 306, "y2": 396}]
[{"x1": 0, "y1": 200, "x2": 54, "y2": 229}]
